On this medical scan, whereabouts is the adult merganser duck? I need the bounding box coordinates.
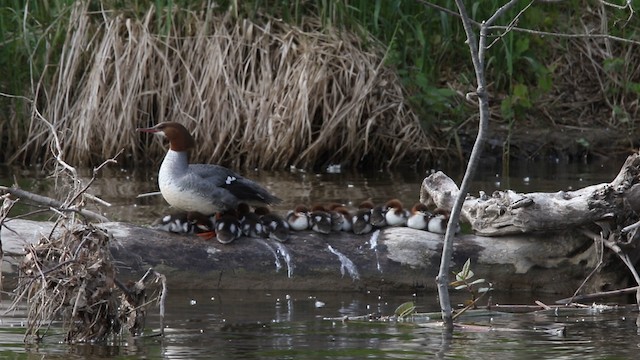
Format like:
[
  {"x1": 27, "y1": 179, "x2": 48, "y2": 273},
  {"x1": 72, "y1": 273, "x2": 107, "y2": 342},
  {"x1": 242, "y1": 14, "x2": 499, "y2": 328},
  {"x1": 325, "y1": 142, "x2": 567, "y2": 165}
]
[
  {"x1": 352, "y1": 201, "x2": 374, "y2": 235},
  {"x1": 309, "y1": 204, "x2": 332, "y2": 234},
  {"x1": 407, "y1": 203, "x2": 432, "y2": 230},
  {"x1": 384, "y1": 199, "x2": 409, "y2": 226},
  {"x1": 255, "y1": 206, "x2": 289, "y2": 242},
  {"x1": 286, "y1": 204, "x2": 311, "y2": 231},
  {"x1": 137, "y1": 122, "x2": 281, "y2": 214}
]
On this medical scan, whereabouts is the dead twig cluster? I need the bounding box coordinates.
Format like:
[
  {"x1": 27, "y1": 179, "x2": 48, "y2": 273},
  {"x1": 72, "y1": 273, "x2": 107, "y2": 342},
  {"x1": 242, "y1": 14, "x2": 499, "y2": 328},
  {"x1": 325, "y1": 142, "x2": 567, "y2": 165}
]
[{"x1": 2, "y1": 112, "x2": 166, "y2": 343}]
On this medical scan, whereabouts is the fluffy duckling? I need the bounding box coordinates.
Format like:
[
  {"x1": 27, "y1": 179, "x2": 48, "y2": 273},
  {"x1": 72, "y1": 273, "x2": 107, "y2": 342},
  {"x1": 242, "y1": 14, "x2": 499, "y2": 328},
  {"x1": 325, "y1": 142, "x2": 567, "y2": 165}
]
[
  {"x1": 309, "y1": 204, "x2": 332, "y2": 234},
  {"x1": 407, "y1": 203, "x2": 432, "y2": 230},
  {"x1": 286, "y1": 204, "x2": 311, "y2": 231},
  {"x1": 326, "y1": 203, "x2": 345, "y2": 232},
  {"x1": 152, "y1": 212, "x2": 194, "y2": 234},
  {"x1": 191, "y1": 212, "x2": 218, "y2": 239},
  {"x1": 427, "y1": 208, "x2": 460, "y2": 235},
  {"x1": 255, "y1": 207, "x2": 290, "y2": 242},
  {"x1": 215, "y1": 209, "x2": 242, "y2": 244},
  {"x1": 370, "y1": 203, "x2": 388, "y2": 228},
  {"x1": 384, "y1": 199, "x2": 409, "y2": 226},
  {"x1": 237, "y1": 203, "x2": 266, "y2": 238},
  {"x1": 328, "y1": 203, "x2": 352, "y2": 232},
  {"x1": 352, "y1": 201, "x2": 374, "y2": 235}
]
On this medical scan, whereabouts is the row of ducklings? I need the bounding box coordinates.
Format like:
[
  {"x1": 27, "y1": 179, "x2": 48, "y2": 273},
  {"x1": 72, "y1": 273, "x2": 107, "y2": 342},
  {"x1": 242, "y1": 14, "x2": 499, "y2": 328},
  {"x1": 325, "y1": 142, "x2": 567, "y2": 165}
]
[
  {"x1": 287, "y1": 200, "x2": 455, "y2": 235},
  {"x1": 152, "y1": 203, "x2": 289, "y2": 244},
  {"x1": 152, "y1": 199, "x2": 457, "y2": 245}
]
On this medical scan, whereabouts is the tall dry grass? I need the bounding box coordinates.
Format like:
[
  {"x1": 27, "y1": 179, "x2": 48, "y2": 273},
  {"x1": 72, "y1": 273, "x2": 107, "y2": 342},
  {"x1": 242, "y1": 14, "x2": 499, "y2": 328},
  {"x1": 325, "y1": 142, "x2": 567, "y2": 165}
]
[{"x1": 13, "y1": 2, "x2": 433, "y2": 169}]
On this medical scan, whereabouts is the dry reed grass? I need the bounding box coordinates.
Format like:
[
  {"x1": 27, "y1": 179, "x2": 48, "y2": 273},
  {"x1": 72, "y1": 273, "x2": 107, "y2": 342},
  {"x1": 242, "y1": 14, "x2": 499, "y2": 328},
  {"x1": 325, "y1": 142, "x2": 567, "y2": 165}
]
[{"x1": 12, "y1": 2, "x2": 433, "y2": 169}]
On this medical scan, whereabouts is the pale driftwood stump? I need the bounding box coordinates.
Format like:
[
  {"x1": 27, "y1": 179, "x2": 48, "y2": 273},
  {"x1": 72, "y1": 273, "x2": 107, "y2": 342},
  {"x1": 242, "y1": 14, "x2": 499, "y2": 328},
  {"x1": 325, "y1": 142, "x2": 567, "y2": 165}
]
[{"x1": 421, "y1": 153, "x2": 640, "y2": 237}]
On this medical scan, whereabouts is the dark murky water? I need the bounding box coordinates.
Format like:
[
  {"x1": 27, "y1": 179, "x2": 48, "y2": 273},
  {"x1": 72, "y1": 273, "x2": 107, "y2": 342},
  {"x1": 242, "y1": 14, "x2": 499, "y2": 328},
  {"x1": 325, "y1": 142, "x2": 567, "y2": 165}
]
[
  {"x1": 0, "y1": 155, "x2": 637, "y2": 358},
  {"x1": 1, "y1": 290, "x2": 639, "y2": 359}
]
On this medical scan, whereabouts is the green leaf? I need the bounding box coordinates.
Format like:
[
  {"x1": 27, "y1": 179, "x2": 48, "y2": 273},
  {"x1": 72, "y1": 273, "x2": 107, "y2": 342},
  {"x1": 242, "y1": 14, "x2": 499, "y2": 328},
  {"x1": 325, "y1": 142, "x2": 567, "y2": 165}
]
[
  {"x1": 394, "y1": 301, "x2": 416, "y2": 319},
  {"x1": 461, "y1": 258, "x2": 471, "y2": 277},
  {"x1": 469, "y1": 278, "x2": 485, "y2": 285}
]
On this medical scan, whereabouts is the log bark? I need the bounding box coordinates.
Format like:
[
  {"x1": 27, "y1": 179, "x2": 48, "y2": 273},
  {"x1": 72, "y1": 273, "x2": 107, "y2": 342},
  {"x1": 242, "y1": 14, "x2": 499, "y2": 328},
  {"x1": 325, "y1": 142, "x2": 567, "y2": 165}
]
[
  {"x1": 0, "y1": 219, "x2": 625, "y2": 295},
  {"x1": 421, "y1": 153, "x2": 640, "y2": 236}
]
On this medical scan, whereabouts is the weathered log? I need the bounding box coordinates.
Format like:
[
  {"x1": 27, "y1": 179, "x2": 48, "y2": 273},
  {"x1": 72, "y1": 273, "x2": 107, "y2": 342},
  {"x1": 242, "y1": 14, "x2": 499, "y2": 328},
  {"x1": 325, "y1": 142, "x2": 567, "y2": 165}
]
[
  {"x1": 421, "y1": 153, "x2": 640, "y2": 236},
  {"x1": 0, "y1": 219, "x2": 625, "y2": 295}
]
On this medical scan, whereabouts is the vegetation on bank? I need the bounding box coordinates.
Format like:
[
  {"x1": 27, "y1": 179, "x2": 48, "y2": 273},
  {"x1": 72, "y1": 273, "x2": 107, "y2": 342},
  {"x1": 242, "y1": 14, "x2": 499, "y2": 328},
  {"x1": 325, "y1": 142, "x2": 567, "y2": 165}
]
[{"x1": 0, "y1": 1, "x2": 638, "y2": 168}]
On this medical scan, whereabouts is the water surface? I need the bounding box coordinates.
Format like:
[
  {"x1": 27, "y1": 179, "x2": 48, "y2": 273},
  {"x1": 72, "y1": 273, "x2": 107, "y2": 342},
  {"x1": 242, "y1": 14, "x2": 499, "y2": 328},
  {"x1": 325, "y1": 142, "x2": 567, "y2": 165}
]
[{"x1": 0, "y1": 155, "x2": 636, "y2": 358}]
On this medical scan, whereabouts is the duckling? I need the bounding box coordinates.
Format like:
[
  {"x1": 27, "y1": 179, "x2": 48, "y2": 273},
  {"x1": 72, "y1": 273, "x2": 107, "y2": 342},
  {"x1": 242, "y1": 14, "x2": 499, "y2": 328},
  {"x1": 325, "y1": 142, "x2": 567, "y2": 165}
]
[
  {"x1": 407, "y1": 203, "x2": 432, "y2": 230},
  {"x1": 215, "y1": 209, "x2": 242, "y2": 244},
  {"x1": 255, "y1": 207, "x2": 290, "y2": 242},
  {"x1": 333, "y1": 206, "x2": 353, "y2": 232},
  {"x1": 286, "y1": 204, "x2": 311, "y2": 231},
  {"x1": 327, "y1": 203, "x2": 349, "y2": 232},
  {"x1": 352, "y1": 201, "x2": 374, "y2": 235},
  {"x1": 191, "y1": 212, "x2": 217, "y2": 239},
  {"x1": 428, "y1": 208, "x2": 460, "y2": 235},
  {"x1": 152, "y1": 212, "x2": 194, "y2": 234},
  {"x1": 237, "y1": 203, "x2": 266, "y2": 238},
  {"x1": 370, "y1": 203, "x2": 388, "y2": 228},
  {"x1": 384, "y1": 199, "x2": 409, "y2": 226},
  {"x1": 309, "y1": 204, "x2": 332, "y2": 234}
]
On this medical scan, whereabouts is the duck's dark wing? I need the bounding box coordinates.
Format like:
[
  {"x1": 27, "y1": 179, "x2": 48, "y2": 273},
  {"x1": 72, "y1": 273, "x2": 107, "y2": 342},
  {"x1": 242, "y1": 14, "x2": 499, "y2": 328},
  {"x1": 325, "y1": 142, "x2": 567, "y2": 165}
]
[{"x1": 189, "y1": 164, "x2": 282, "y2": 205}]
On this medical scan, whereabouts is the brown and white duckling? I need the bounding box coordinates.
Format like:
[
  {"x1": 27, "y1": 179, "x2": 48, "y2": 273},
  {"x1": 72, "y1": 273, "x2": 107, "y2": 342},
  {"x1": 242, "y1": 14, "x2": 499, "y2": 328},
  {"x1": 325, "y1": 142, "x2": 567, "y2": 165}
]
[
  {"x1": 352, "y1": 201, "x2": 374, "y2": 235},
  {"x1": 215, "y1": 209, "x2": 242, "y2": 244},
  {"x1": 407, "y1": 203, "x2": 432, "y2": 230},
  {"x1": 384, "y1": 199, "x2": 409, "y2": 226},
  {"x1": 309, "y1": 204, "x2": 332, "y2": 234},
  {"x1": 427, "y1": 208, "x2": 460, "y2": 235},
  {"x1": 286, "y1": 204, "x2": 311, "y2": 231},
  {"x1": 328, "y1": 203, "x2": 352, "y2": 232},
  {"x1": 370, "y1": 202, "x2": 388, "y2": 228},
  {"x1": 326, "y1": 203, "x2": 344, "y2": 232},
  {"x1": 255, "y1": 207, "x2": 290, "y2": 242}
]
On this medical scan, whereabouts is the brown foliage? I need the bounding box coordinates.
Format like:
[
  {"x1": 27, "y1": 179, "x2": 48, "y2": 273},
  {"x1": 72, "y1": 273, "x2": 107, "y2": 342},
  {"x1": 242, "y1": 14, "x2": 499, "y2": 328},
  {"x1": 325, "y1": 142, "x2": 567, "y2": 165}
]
[{"x1": 14, "y1": 3, "x2": 433, "y2": 169}]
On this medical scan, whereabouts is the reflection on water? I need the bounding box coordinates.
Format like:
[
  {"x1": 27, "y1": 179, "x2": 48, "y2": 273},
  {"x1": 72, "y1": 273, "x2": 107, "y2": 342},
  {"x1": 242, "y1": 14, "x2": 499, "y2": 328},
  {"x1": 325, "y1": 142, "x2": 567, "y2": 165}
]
[
  {"x1": 0, "y1": 156, "x2": 635, "y2": 358},
  {"x1": 0, "y1": 155, "x2": 626, "y2": 226},
  {"x1": 2, "y1": 291, "x2": 640, "y2": 359}
]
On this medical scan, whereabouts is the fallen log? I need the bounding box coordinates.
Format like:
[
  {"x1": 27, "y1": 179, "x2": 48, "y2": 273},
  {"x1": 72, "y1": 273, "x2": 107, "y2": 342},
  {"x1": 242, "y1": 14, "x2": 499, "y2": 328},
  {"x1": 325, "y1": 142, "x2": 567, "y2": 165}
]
[
  {"x1": 0, "y1": 219, "x2": 625, "y2": 295},
  {"x1": 4, "y1": 153, "x2": 640, "y2": 297}
]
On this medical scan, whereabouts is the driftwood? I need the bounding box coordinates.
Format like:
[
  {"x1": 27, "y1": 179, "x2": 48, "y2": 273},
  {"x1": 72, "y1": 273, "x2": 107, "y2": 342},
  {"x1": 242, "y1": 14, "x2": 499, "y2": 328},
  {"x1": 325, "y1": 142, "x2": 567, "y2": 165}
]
[
  {"x1": 421, "y1": 153, "x2": 640, "y2": 236},
  {"x1": 0, "y1": 218, "x2": 625, "y2": 295}
]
